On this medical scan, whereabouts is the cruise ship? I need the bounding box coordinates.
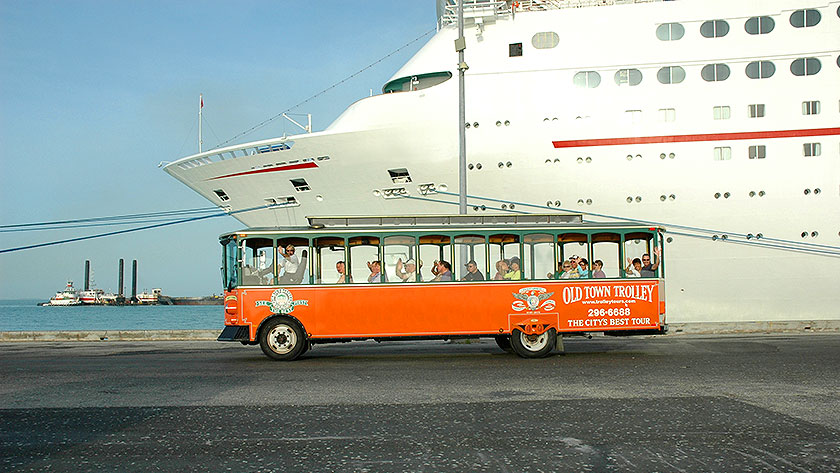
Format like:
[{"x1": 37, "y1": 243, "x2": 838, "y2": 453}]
[{"x1": 163, "y1": 0, "x2": 840, "y2": 323}]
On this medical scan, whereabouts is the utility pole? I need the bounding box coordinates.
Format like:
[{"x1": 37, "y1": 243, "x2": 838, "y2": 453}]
[{"x1": 456, "y1": 1, "x2": 468, "y2": 214}]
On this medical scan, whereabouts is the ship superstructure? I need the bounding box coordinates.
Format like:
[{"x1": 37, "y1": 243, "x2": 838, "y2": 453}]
[{"x1": 164, "y1": 0, "x2": 840, "y2": 323}]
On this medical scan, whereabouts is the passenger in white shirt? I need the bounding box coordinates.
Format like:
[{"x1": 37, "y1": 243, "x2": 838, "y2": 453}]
[
  {"x1": 625, "y1": 257, "x2": 642, "y2": 278},
  {"x1": 278, "y1": 244, "x2": 299, "y2": 276}
]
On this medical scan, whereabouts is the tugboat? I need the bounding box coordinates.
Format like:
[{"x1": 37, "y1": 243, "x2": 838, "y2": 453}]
[
  {"x1": 79, "y1": 288, "x2": 105, "y2": 304},
  {"x1": 135, "y1": 288, "x2": 161, "y2": 305},
  {"x1": 47, "y1": 281, "x2": 82, "y2": 306}
]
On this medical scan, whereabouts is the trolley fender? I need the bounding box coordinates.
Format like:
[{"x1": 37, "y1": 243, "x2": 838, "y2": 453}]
[{"x1": 509, "y1": 314, "x2": 559, "y2": 336}]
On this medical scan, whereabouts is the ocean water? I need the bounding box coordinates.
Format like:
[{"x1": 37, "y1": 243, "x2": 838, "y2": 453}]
[{"x1": 0, "y1": 299, "x2": 222, "y2": 331}]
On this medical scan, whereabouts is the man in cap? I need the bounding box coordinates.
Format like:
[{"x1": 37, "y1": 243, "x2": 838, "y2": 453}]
[
  {"x1": 461, "y1": 260, "x2": 485, "y2": 281},
  {"x1": 395, "y1": 257, "x2": 420, "y2": 282}
]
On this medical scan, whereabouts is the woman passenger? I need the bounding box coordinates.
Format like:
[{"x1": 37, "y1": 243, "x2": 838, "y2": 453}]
[
  {"x1": 504, "y1": 257, "x2": 522, "y2": 280},
  {"x1": 493, "y1": 259, "x2": 510, "y2": 280}
]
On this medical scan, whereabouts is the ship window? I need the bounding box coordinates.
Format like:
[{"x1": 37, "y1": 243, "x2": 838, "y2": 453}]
[
  {"x1": 748, "y1": 145, "x2": 766, "y2": 159},
  {"x1": 290, "y1": 178, "x2": 310, "y2": 192},
  {"x1": 656, "y1": 23, "x2": 685, "y2": 41},
  {"x1": 802, "y1": 101, "x2": 820, "y2": 115},
  {"x1": 745, "y1": 16, "x2": 775, "y2": 35},
  {"x1": 790, "y1": 9, "x2": 821, "y2": 28},
  {"x1": 509, "y1": 43, "x2": 523, "y2": 57},
  {"x1": 700, "y1": 20, "x2": 730, "y2": 38},
  {"x1": 382, "y1": 71, "x2": 452, "y2": 93},
  {"x1": 659, "y1": 108, "x2": 676, "y2": 122},
  {"x1": 213, "y1": 189, "x2": 230, "y2": 202},
  {"x1": 701, "y1": 63, "x2": 730, "y2": 82},
  {"x1": 803, "y1": 143, "x2": 821, "y2": 157},
  {"x1": 713, "y1": 106, "x2": 731, "y2": 120},
  {"x1": 531, "y1": 32, "x2": 559, "y2": 49},
  {"x1": 790, "y1": 58, "x2": 821, "y2": 76},
  {"x1": 748, "y1": 104, "x2": 765, "y2": 118},
  {"x1": 573, "y1": 71, "x2": 601, "y2": 88},
  {"x1": 388, "y1": 168, "x2": 412, "y2": 184},
  {"x1": 745, "y1": 61, "x2": 775, "y2": 79},
  {"x1": 625, "y1": 110, "x2": 643, "y2": 124},
  {"x1": 714, "y1": 147, "x2": 732, "y2": 161},
  {"x1": 614, "y1": 68, "x2": 642, "y2": 86},
  {"x1": 657, "y1": 66, "x2": 686, "y2": 84}
]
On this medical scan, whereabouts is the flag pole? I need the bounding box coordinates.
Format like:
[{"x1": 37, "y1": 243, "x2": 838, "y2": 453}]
[{"x1": 198, "y1": 93, "x2": 203, "y2": 153}]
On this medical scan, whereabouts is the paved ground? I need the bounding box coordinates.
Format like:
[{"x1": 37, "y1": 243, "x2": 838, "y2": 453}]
[{"x1": 1, "y1": 334, "x2": 839, "y2": 471}]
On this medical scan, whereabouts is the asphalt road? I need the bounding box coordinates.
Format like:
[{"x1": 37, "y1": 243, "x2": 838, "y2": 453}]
[{"x1": 1, "y1": 334, "x2": 839, "y2": 472}]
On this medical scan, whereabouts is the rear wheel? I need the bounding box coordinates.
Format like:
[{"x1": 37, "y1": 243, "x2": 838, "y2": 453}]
[
  {"x1": 510, "y1": 328, "x2": 556, "y2": 358},
  {"x1": 494, "y1": 335, "x2": 514, "y2": 353},
  {"x1": 259, "y1": 317, "x2": 307, "y2": 361}
]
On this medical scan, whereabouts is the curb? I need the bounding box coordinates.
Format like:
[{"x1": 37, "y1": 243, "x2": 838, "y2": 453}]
[
  {"x1": 0, "y1": 321, "x2": 838, "y2": 342},
  {"x1": 0, "y1": 330, "x2": 219, "y2": 342}
]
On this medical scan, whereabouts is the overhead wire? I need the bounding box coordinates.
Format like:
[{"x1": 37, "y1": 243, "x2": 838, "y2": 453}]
[
  {"x1": 210, "y1": 27, "x2": 436, "y2": 150},
  {"x1": 0, "y1": 207, "x2": 219, "y2": 231},
  {"x1": 0, "y1": 205, "x2": 258, "y2": 254},
  {"x1": 424, "y1": 190, "x2": 840, "y2": 257}
]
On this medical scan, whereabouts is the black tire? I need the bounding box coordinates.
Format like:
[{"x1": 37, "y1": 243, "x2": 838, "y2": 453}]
[
  {"x1": 259, "y1": 317, "x2": 307, "y2": 361},
  {"x1": 510, "y1": 328, "x2": 556, "y2": 358},
  {"x1": 494, "y1": 335, "x2": 514, "y2": 353}
]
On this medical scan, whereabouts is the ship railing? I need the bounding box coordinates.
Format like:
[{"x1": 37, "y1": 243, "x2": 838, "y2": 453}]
[
  {"x1": 166, "y1": 138, "x2": 300, "y2": 172},
  {"x1": 438, "y1": 0, "x2": 664, "y2": 28}
]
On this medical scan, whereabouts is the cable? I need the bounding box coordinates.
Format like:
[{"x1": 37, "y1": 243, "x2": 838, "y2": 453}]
[
  {"x1": 0, "y1": 206, "x2": 219, "y2": 230},
  {"x1": 211, "y1": 27, "x2": 436, "y2": 150},
  {"x1": 425, "y1": 190, "x2": 840, "y2": 257},
  {"x1": 0, "y1": 205, "x2": 263, "y2": 254}
]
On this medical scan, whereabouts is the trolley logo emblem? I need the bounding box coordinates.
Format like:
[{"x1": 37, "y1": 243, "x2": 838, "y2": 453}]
[
  {"x1": 511, "y1": 287, "x2": 555, "y2": 312},
  {"x1": 256, "y1": 288, "x2": 308, "y2": 314}
]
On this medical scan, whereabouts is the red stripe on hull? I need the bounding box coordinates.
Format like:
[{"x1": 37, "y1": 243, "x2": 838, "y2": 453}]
[
  {"x1": 552, "y1": 127, "x2": 840, "y2": 149},
  {"x1": 208, "y1": 162, "x2": 318, "y2": 180}
]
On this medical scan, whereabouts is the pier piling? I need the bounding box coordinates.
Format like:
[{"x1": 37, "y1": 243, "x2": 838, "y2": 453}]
[{"x1": 84, "y1": 260, "x2": 90, "y2": 291}]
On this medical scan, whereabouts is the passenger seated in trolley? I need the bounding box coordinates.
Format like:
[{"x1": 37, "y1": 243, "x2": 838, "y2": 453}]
[
  {"x1": 640, "y1": 247, "x2": 662, "y2": 277},
  {"x1": 493, "y1": 259, "x2": 510, "y2": 280},
  {"x1": 278, "y1": 244, "x2": 299, "y2": 274},
  {"x1": 335, "y1": 260, "x2": 352, "y2": 284},
  {"x1": 592, "y1": 260, "x2": 606, "y2": 279},
  {"x1": 395, "y1": 258, "x2": 421, "y2": 282},
  {"x1": 626, "y1": 257, "x2": 642, "y2": 278},
  {"x1": 577, "y1": 258, "x2": 591, "y2": 278},
  {"x1": 504, "y1": 257, "x2": 522, "y2": 280},
  {"x1": 278, "y1": 244, "x2": 308, "y2": 284},
  {"x1": 431, "y1": 260, "x2": 453, "y2": 281},
  {"x1": 367, "y1": 260, "x2": 387, "y2": 283},
  {"x1": 461, "y1": 260, "x2": 484, "y2": 281}
]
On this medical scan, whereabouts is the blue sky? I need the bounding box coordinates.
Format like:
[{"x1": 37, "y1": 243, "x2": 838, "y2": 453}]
[{"x1": 0, "y1": 1, "x2": 434, "y2": 299}]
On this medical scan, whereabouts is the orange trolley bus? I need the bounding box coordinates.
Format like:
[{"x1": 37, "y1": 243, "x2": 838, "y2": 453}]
[{"x1": 217, "y1": 215, "x2": 667, "y2": 360}]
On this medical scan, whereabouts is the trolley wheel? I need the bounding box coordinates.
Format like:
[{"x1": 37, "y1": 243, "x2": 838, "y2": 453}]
[
  {"x1": 510, "y1": 328, "x2": 556, "y2": 358},
  {"x1": 494, "y1": 335, "x2": 514, "y2": 353},
  {"x1": 259, "y1": 317, "x2": 307, "y2": 361}
]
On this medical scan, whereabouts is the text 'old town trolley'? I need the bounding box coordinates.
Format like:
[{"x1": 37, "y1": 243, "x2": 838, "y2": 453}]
[{"x1": 217, "y1": 214, "x2": 667, "y2": 360}]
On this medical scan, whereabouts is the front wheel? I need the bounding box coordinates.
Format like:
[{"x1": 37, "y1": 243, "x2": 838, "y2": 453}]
[
  {"x1": 259, "y1": 317, "x2": 307, "y2": 361},
  {"x1": 510, "y1": 328, "x2": 556, "y2": 358}
]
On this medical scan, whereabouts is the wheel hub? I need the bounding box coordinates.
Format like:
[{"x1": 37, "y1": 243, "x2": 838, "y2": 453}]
[{"x1": 267, "y1": 325, "x2": 296, "y2": 354}]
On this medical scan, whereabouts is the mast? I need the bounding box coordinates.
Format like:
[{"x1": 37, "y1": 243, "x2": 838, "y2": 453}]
[
  {"x1": 456, "y1": 1, "x2": 467, "y2": 214},
  {"x1": 198, "y1": 93, "x2": 203, "y2": 153}
]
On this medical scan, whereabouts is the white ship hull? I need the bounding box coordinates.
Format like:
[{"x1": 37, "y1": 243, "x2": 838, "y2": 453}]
[{"x1": 164, "y1": 0, "x2": 840, "y2": 323}]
